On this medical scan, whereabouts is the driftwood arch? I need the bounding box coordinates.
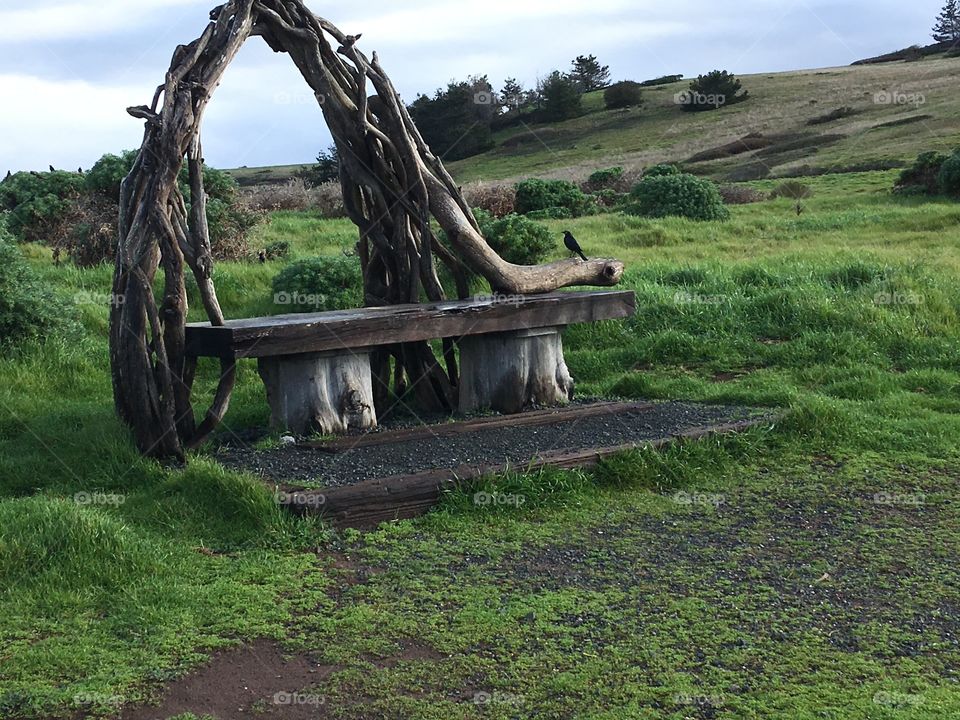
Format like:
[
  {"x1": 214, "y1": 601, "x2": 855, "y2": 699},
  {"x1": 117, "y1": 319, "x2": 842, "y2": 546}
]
[{"x1": 110, "y1": 0, "x2": 624, "y2": 461}]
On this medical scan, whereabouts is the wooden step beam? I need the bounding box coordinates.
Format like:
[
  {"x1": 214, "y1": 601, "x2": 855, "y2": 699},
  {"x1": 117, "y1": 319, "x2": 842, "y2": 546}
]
[{"x1": 279, "y1": 415, "x2": 778, "y2": 528}]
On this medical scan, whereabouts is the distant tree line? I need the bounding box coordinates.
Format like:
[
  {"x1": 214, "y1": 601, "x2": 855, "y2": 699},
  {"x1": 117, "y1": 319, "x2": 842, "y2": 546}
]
[{"x1": 406, "y1": 55, "x2": 615, "y2": 161}]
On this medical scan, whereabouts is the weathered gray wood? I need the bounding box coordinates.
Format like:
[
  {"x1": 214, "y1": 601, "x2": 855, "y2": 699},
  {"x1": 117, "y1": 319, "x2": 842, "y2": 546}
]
[
  {"x1": 280, "y1": 414, "x2": 780, "y2": 527},
  {"x1": 302, "y1": 400, "x2": 656, "y2": 452},
  {"x1": 458, "y1": 327, "x2": 573, "y2": 414},
  {"x1": 185, "y1": 290, "x2": 636, "y2": 359},
  {"x1": 110, "y1": 0, "x2": 628, "y2": 460},
  {"x1": 257, "y1": 351, "x2": 376, "y2": 435}
]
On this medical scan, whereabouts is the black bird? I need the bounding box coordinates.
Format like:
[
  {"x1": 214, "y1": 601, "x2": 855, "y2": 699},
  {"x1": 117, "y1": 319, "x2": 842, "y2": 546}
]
[{"x1": 563, "y1": 231, "x2": 587, "y2": 262}]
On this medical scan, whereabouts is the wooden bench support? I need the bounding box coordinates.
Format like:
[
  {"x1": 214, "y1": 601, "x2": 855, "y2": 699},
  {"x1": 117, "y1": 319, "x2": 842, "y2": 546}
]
[
  {"x1": 459, "y1": 327, "x2": 574, "y2": 414},
  {"x1": 187, "y1": 291, "x2": 636, "y2": 434},
  {"x1": 257, "y1": 351, "x2": 376, "y2": 435}
]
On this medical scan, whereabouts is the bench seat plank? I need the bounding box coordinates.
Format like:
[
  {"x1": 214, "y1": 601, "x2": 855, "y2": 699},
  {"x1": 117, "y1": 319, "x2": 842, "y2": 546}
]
[{"x1": 186, "y1": 290, "x2": 635, "y2": 359}]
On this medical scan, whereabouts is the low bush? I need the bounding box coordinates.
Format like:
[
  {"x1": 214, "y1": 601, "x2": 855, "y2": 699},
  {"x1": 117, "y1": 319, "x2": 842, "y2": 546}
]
[
  {"x1": 514, "y1": 178, "x2": 594, "y2": 217},
  {"x1": 311, "y1": 182, "x2": 348, "y2": 219},
  {"x1": 1, "y1": 154, "x2": 260, "y2": 264},
  {"x1": 271, "y1": 255, "x2": 363, "y2": 313},
  {"x1": 0, "y1": 170, "x2": 85, "y2": 244},
  {"x1": 474, "y1": 210, "x2": 556, "y2": 266},
  {"x1": 241, "y1": 180, "x2": 314, "y2": 212},
  {"x1": 590, "y1": 189, "x2": 628, "y2": 208},
  {"x1": 626, "y1": 173, "x2": 729, "y2": 221},
  {"x1": 85, "y1": 151, "x2": 138, "y2": 200},
  {"x1": 604, "y1": 81, "x2": 643, "y2": 109},
  {"x1": 679, "y1": 70, "x2": 749, "y2": 112},
  {"x1": 585, "y1": 167, "x2": 625, "y2": 191},
  {"x1": 769, "y1": 181, "x2": 813, "y2": 200},
  {"x1": 638, "y1": 74, "x2": 684, "y2": 87},
  {"x1": 462, "y1": 182, "x2": 516, "y2": 218},
  {"x1": 895, "y1": 151, "x2": 949, "y2": 195},
  {"x1": 204, "y1": 198, "x2": 261, "y2": 261},
  {"x1": 806, "y1": 106, "x2": 859, "y2": 126},
  {"x1": 717, "y1": 184, "x2": 767, "y2": 205},
  {"x1": 937, "y1": 151, "x2": 960, "y2": 197},
  {"x1": 56, "y1": 193, "x2": 120, "y2": 268},
  {"x1": 262, "y1": 240, "x2": 291, "y2": 261},
  {"x1": 0, "y1": 222, "x2": 73, "y2": 345},
  {"x1": 644, "y1": 163, "x2": 683, "y2": 178}
]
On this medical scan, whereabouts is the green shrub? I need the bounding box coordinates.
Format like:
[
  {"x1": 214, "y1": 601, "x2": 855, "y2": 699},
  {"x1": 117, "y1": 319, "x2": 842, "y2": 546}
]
[
  {"x1": 1, "y1": 154, "x2": 258, "y2": 262},
  {"x1": 0, "y1": 171, "x2": 85, "y2": 244},
  {"x1": 638, "y1": 74, "x2": 684, "y2": 87},
  {"x1": 587, "y1": 167, "x2": 625, "y2": 189},
  {"x1": 204, "y1": 197, "x2": 260, "y2": 260},
  {"x1": 679, "y1": 70, "x2": 748, "y2": 112},
  {"x1": 514, "y1": 178, "x2": 593, "y2": 217},
  {"x1": 263, "y1": 240, "x2": 291, "y2": 260},
  {"x1": 85, "y1": 150, "x2": 138, "y2": 200},
  {"x1": 626, "y1": 174, "x2": 729, "y2": 221},
  {"x1": 271, "y1": 255, "x2": 363, "y2": 313},
  {"x1": 85, "y1": 150, "x2": 240, "y2": 206},
  {"x1": 591, "y1": 189, "x2": 628, "y2": 208},
  {"x1": 937, "y1": 151, "x2": 960, "y2": 197},
  {"x1": 604, "y1": 81, "x2": 643, "y2": 109},
  {"x1": 895, "y1": 150, "x2": 949, "y2": 195},
  {"x1": 0, "y1": 223, "x2": 73, "y2": 345},
  {"x1": 644, "y1": 163, "x2": 682, "y2": 178},
  {"x1": 473, "y1": 209, "x2": 556, "y2": 265}
]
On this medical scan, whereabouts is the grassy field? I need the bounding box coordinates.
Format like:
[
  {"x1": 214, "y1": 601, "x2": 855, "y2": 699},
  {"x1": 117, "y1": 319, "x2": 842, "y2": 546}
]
[
  {"x1": 2, "y1": 168, "x2": 960, "y2": 718},
  {"x1": 446, "y1": 58, "x2": 960, "y2": 184}
]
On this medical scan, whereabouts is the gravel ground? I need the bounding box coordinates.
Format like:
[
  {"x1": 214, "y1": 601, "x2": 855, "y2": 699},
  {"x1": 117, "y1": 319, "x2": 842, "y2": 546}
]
[{"x1": 215, "y1": 401, "x2": 769, "y2": 488}]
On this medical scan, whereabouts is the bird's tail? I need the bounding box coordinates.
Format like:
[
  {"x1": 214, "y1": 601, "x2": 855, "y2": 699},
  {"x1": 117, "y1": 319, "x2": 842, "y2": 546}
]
[{"x1": 578, "y1": 250, "x2": 588, "y2": 262}]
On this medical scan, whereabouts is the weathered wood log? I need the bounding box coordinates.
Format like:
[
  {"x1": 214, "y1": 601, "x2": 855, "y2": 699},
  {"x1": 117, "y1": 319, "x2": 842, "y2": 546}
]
[
  {"x1": 257, "y1": 351, "x2": 376, "y2": 435},
  {"x1": 459, "y1": 327, "x2": 574, "y2": 414}
]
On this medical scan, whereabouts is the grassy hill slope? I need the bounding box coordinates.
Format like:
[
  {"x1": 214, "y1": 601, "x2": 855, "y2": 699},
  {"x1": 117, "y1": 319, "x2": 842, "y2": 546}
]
[
  {"x1": 228, "y1": 55, "x2": 960, "y2": 187},
  {"x1": 449, "y1": 57, "x2": 960, "y2": 184}
]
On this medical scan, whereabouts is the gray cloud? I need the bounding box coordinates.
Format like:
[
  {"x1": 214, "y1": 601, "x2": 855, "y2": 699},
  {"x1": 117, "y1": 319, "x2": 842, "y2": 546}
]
[{"x1": 0, "y1": 0, "x2": 942, "y2": 172}]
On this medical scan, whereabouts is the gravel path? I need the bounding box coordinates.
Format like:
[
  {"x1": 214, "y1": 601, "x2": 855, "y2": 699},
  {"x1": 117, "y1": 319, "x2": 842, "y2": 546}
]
[{"x1": 216, "y1": 401, "x2": 769, "y2": 488}]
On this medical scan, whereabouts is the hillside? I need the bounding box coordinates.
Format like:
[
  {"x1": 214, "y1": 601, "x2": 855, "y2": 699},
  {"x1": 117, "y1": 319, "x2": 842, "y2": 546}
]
[{"x1": 227, "y1": 55, "x2": 960, "y2": 187}]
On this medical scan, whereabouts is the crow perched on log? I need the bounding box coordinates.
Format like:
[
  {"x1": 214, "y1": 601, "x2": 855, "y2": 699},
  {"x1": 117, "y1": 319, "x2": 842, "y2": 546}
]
[{"x1": 563, "y1": 231, "x2": 588, "y2": 261}]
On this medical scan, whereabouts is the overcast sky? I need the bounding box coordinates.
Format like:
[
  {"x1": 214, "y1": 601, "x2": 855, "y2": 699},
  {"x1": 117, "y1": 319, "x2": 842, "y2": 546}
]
[{"x1": 0, "y1": 0, "x2": 944, "y2": 173}]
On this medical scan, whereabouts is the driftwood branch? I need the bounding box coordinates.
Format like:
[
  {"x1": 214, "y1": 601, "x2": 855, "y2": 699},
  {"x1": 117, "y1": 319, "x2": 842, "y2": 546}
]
[{"x1": 110, "y1": 0, "x2": 625, "y2": 460}]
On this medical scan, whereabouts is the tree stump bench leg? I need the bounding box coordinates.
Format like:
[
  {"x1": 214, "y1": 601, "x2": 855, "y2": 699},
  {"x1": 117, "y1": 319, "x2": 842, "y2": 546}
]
[
  {"x1": 257, "y1": 351, "x2": 376, "y2": 435},
  {"x1": 458, "y1": 327, "x2": 574, "y2": 414}
]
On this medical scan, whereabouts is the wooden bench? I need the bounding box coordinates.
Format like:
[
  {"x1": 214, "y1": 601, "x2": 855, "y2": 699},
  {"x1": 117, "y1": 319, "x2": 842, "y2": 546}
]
[{"x1": 186, "y1": 290, "x2": 635, "y2": 435}]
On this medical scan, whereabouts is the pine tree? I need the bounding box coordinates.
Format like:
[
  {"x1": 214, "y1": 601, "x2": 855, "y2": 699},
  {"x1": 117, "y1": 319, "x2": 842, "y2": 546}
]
[
  {"x1": 569, "y1": 55, "x2": 611, "y2": 92},
  {"x1": 501, "y1": 78, "x2": 524, "y2": 111},
  {"x1": 541, "y1": 72, "x2": 584, "y2": 121},
  {"x1": 933, "y1": 0, "x2": 960, "y2": 43}
]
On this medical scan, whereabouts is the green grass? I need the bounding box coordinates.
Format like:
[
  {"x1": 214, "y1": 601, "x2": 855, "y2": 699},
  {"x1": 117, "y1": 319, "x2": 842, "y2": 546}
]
[{"x1": 2, "y1": 170, "x2": 960, "y2": 718}]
